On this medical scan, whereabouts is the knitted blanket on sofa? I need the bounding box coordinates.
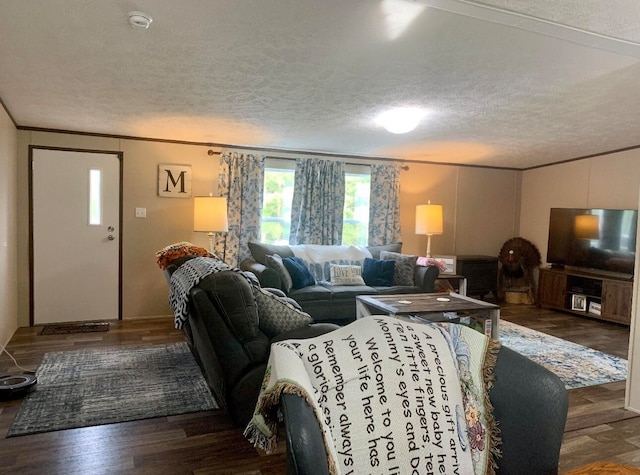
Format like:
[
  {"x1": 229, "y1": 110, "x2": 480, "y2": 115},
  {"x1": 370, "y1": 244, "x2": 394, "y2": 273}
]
[
  {"x1": 245, "y1": 315, "x2": 501, "y2": 475},
  {"x1": 168, "y1": 257, "x2": 256, "y2": 329}
]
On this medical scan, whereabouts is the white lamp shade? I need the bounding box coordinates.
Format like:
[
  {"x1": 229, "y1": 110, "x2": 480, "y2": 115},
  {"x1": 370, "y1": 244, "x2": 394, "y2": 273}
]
[
  {"x1": 194, "y1": 196, "x2": 228, "y2": 232},
  {"x1": 415, "y1": 204, "x2": 443, "y2": 235}
]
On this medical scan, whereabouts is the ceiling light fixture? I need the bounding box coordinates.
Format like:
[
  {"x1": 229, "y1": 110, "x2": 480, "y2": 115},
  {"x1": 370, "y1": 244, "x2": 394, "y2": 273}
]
[
  {"x1": 128, "y1": 11, "x2": 153, "y2": 29},
  {"x1": 376, "y1": 107, "x2": 425, "y2": 134}
]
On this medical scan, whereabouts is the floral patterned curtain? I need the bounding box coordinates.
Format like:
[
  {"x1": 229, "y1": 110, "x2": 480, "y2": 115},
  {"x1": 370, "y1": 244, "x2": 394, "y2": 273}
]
[
  {"x1": 219, "y1": 151, "x2": 265, "y2": 266},
  {"x1": 290, "y1": 158, "x2": 345, "y2": 245},
  {"x1": 368, "y1": 163, "x2": 402, "y2": 245}
]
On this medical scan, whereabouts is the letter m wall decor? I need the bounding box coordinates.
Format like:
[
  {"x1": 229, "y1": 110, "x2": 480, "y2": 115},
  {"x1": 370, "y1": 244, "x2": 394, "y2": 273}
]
[{"x1": 158, "y1": 164, "x2": 192, "y2": 198}]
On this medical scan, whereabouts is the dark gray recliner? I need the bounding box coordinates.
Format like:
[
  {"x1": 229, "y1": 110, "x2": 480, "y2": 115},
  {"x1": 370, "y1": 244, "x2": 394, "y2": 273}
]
[
  {"x1": 281, "y1": 345, "x2": 568, "y2": 475},
  {"x1": 179, "y1": 268, "x2": 338, "y2": 427}
]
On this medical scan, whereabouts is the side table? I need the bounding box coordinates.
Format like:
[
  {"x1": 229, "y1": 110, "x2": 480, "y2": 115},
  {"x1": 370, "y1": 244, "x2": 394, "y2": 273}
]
[{"x1": 435, "y1": 274, "x2": 467, "y2": 296}]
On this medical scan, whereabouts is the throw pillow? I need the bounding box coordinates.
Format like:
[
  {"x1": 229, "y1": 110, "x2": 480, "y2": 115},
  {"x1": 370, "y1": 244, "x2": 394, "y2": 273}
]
[
  {"x1": 266, "y1": 254, "x2": 293, "y2": 293},
  {"x1": 329, "y1": 264, "x2": 366, "y2": 286},
  {"x1": 380, "y1": 250, "x2": 417, "y2": 286},
  {"x1": 283, "y1": 256, "x2": 316, "y2": 290},
  {"x1": 362, "y1": 257, "x2": 395, "y2": 286},
  {"x1": 252, "y1": 286, "x2": 312, "y2": 338}
]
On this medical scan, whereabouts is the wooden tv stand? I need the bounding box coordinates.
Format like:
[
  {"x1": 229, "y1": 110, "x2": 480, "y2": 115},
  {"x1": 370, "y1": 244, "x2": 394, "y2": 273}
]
[{"x1": 537, "y1": 267, "x2": 633, "y2": 325}]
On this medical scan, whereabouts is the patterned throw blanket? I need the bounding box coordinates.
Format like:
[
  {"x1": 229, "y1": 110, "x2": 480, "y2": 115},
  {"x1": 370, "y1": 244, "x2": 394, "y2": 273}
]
[
  {"x1": 245, "y1": 316, "x2": 501, "y2": 475},
  {"x1": 290, "y1": 244, "x2": 372, "y2": 282},
  {"x1": 168, "y1": 257, "x2": 256, "y2": 329}
]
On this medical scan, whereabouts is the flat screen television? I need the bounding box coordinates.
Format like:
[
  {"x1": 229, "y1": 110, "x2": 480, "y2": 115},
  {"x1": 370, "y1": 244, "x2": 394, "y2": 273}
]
[{"x1": 547, "y1": 208, "x2": 637, "y2": 279}]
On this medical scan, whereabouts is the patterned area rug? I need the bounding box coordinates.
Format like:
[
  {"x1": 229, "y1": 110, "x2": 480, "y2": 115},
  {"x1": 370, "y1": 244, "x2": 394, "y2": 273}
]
[
  {"x1": 7, "y1": 342, "x2": 218, "y2": 437},
  {"x1": 499, "y1": 321, "x2": 627, "y2": 389}
]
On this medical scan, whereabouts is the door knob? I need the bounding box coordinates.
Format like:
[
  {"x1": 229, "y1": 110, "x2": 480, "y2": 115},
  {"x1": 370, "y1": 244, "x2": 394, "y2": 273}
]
[{"x1": 107, "y1": 235, "x2": 115, "y2": 241}]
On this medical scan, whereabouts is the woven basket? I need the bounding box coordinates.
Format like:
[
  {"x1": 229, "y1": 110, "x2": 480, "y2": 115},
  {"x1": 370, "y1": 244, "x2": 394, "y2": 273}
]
[{"x1": 505, "y1": 290, "x2": 533, "y2": 304}]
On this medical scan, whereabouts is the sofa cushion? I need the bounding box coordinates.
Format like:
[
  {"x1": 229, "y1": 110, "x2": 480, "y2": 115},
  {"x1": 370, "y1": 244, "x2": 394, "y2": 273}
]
[
  {"x1": 380, "y1": 251, "x2": 418, "y2": 286},
  {"x1": 195, "y1": 270, "x2": 262, "y2": 350},
  {"x1": 329, "y1": 264, "x2": 365, "y2": 286},
  {"x1": 366, "y1": 242, "x2": 402, "y2": 259},
  {"x1": 266, "y1": 254, "x2": 293, "y2": 293},
  {"x1": 283, "y1": 256, "x2": 316, "y2": 289},
  {"x1": 362, "y1": 257, "x2": 395, "y2": 286},
  {"x1": 252, "y1": 286, "x2": 312, "y2": 338},
  {"x1": 248, "y1": 241, "x2": 294, "y2": 265},
  {"x1": 320, "y1": 283, "x2": 378, "y2": 299},
  {"x1": 288, "y1": 284, "x2": 332, "y2": 302}
]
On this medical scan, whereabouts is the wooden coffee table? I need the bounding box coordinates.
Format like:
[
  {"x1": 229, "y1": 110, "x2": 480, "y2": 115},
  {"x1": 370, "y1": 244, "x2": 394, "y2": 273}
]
[{"x1": 355, "y1": 292, "x2": 500, "y2": 339}]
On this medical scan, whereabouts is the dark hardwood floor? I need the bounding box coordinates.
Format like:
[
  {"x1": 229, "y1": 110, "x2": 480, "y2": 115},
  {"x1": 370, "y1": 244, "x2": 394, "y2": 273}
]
[{"x1": 0, "y1": 306, "x2": 637, "y2": 474}]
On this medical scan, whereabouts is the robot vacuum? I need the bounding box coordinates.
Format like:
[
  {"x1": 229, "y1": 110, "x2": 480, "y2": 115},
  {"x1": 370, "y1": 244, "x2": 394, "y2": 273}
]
[{"x1": 0, "y1": 374, "x2": 37, "y2": 400}]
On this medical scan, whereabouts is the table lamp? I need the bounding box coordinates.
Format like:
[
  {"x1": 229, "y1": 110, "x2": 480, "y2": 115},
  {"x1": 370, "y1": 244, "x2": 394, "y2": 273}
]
[
  {"x1": 194, "y1": 195, "x2": 228, "y2": 254},
  {"x1": 415, "y1": 201, "x2": 443, "y2": 257}
]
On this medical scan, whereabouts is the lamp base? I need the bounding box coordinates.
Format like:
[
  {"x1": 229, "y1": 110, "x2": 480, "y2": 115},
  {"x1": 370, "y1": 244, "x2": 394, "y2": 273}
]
[
  {"x1": 207, "y1": 232, "x2": 215, "y2": 255},
  {"x1": 426, "y1": 234, "x2": 432, "y2": 258}
]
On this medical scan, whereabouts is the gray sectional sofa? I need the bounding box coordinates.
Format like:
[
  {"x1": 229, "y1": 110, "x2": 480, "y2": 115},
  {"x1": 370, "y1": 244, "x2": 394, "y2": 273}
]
[{"x1": 240, "y1": 241, "x2": 439, "y2": 325}]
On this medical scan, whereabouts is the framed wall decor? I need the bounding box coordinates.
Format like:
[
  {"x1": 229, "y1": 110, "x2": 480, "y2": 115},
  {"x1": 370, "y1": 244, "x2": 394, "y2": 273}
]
[
  {"x1": 571, "y1": 294, "x2": 587, "y2": 311},
  {"x1": 433, "y1": 255, "x2": 456, "y2": 275},
  {"x1": 158, "y1": 164, "x2": 192, "y2": 198}
]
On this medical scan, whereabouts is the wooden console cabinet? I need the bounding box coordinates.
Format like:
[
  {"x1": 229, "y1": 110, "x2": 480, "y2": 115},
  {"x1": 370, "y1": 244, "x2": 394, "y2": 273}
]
[
  {"x1": 537, "y1": 267, "x2": 633, "y2": 325},
  {"x1": 456, "y1": 255, "x2": 498, "y2": 299}
]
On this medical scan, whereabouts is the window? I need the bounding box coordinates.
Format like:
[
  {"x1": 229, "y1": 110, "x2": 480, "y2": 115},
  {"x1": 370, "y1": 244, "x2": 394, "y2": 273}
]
[
  {"x1": 343, "y1": 172, "x2": 370, "y2": 245},
  {"x1": 261, "y1": 163, "x2": 295, "y2": 244},
  {"x1": 260, "y1": 160, "x2": 370, "y2": 245}
]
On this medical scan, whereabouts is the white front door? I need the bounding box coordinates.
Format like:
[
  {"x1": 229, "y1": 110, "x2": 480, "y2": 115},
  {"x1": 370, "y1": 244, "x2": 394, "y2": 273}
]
[{"x1": 32, "y1": 148, "x2": 121, "y2": 324}]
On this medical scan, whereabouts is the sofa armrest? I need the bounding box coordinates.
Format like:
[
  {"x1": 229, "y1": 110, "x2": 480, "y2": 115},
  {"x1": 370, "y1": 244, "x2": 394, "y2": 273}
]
[
  {"x1": 414, "y1": 265, "x2": 439, "y2": 292},
  {"x1": 490, "y1": 346, "x2": 568, "y2": 475},
  {"x1": 280, "y1": 343, "x2": 568, "y2": 475},
  {"x1": 240, "y1": 259, "x2": 281, "y2": 289},
  {"x1": 282, "y1": 394, "x2": 331, "y2": 475}
]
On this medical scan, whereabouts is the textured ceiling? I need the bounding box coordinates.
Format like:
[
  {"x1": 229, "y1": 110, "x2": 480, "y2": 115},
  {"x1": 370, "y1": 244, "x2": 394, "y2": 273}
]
[{"x1": 1, "y1": 0, "x2": 639, "y2": 169}]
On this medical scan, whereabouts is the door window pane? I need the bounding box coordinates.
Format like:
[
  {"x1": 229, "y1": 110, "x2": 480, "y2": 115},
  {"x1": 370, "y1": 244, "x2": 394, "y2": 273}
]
[{"x1": 89, "y1": 169, "x2": 102, "y2": 225}]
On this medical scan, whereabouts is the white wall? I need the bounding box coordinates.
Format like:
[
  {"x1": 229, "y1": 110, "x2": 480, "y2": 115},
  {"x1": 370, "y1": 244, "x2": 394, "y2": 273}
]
[
  {"x1": 520, "y1": 149, "x2": 640, "y2": 410},
  {"x1": 520, "y1": 150, "x2": 640, "y2": 266},
  {"x1": 14, "y1": 130, "x2": 522, "y2": 326},
  {"x1": 400, "y1": 163, "x2": 521, "y2": 258},
  {"x1": 16, "y1": 132, "x2": 225, "y2": 326},
  {"x1": 0, "y1": 106, "x2": 18, "y2": 345}
]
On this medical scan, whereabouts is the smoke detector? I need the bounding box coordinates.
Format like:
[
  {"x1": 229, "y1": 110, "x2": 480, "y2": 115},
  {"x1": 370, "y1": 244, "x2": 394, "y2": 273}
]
[{"x1": 128, "y1": 11, "x2": 153, "y2": 29}]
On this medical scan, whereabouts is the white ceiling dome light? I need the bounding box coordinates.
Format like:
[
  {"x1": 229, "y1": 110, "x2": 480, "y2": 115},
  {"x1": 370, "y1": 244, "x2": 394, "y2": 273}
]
[
  {"x1": 376, "y1": 107, "x2": 426, "y2": 134},
  {"x1": 128, "y1": 11, "x2": 153, "y2": 29}
]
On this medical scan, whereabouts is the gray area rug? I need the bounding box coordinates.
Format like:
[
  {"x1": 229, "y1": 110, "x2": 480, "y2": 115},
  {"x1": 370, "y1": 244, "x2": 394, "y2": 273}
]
[{"x1": 8, "y1": 342, "x2": 218, "y2": 437}]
